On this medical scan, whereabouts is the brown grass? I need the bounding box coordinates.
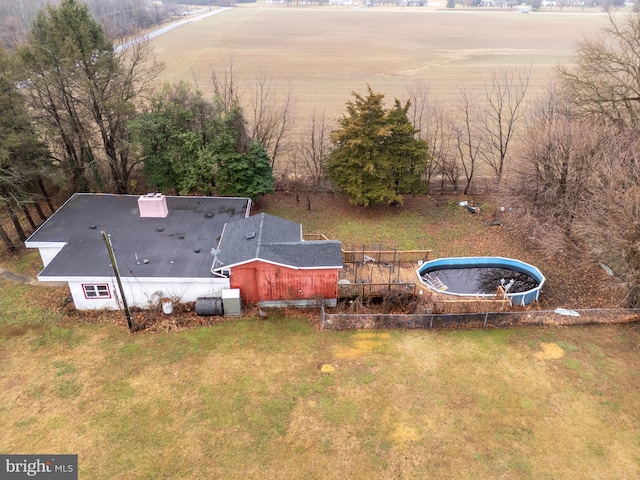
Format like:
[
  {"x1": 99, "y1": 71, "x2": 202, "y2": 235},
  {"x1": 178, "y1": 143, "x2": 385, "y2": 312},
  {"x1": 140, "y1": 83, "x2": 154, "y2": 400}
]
[{"x1": 3, "y1": 312, "x2": 639, "y2": 479}]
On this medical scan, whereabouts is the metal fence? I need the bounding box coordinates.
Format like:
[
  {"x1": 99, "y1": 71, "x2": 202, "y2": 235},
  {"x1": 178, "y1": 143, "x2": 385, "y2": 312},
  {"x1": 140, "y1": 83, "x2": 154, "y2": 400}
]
[
  {"x1": 320, "y1": 308, "x2": 640, "y2": 330},
  {"x1": 337, "y1": 282, "x2": 417, "y2": 298},
  {"x1": 342, "y1": 244, "x2": 432, "y2": 264}
]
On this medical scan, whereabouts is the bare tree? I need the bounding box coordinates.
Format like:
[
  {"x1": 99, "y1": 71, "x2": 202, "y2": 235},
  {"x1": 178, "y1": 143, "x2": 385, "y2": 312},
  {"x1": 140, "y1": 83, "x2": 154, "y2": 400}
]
[
  {"x1": 295, "y1": 109, "x2": 332, "y2": 188},
  {"x1": 0, "y1": 0, "x2": 48, "y2": 49},
  {"x1": 512, "y1": 85, "x2": 602, "y2": 220},
  {"x1": 559, "y1": 10, "x2": 640, "y2": 127},
  {"x1": 0, "y1": 0, "x2": 164, "y2": 48},
  {"x1": 480, "y1": 67, "x2": 530, "y2": 181},
  {"x1": 406, "y1": 80, "x2": 452, "y2": 190},
  {"x1": 89, "y1": 0, "x2": 155, "y2": 42},
  {"x1": 508, "y1": 11, "x2": 640, "y2": 306},
  {"x1": 247, "y1": 72, "x2": 292, "y2": 170},
  {"x1": 451, "y1": 87, "x2": 483, "y2": 195},
  {"x1": 209, "y1": 53, "x2": 242, "y2": 112},
  {"x1": 440, "y1": 149, "x2": 461, "y2": 193},
  {"x1": 406, "y1": 80, "x2": 429, "y2": 138},
  {"x1": 427, "y1": 104, "x2": 453, "y2": 191},
  {"x1": 209, "y1": 55, "x2": 294, "y2": 172}
]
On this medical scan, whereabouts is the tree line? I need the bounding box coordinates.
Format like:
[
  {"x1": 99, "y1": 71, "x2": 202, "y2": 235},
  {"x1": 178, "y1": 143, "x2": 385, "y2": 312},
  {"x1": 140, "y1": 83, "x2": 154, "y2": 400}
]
[
  {"x1": 0, "y1": 0, "x2": 220, "y2": 49},
  {"x1": 309, "y1": 67, "x2": 529, "y2": 205},
  {"x1": 511, "y1": 11, "x2": 640, "y2": 308}
]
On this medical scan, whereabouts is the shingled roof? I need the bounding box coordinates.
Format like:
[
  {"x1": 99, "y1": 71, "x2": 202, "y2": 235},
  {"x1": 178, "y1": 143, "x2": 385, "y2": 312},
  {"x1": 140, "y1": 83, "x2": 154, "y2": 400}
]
[
  {"x1": 212, "y1": 213, "x2": 343, "y2": 271},
  {"x1": 26, "y1": 193, "x2": 251, "y2": 279}
]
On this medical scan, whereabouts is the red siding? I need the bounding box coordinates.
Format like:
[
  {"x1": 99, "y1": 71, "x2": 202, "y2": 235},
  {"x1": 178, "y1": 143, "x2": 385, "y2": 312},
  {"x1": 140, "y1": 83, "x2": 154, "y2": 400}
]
[{"x1": 229, "y1": 260, "x2": 338, "y2": 304}]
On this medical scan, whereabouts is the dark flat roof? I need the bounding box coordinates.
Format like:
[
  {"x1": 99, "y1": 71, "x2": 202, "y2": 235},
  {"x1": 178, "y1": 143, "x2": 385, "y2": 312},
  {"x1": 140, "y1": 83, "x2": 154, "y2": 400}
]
[{"x1": 26, "y1": 193, "x2": 251, "y2": 279}]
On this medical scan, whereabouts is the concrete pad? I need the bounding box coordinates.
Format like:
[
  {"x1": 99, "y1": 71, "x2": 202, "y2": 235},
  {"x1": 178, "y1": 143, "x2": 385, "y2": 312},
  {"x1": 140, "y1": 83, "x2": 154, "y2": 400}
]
[
  {"x1": 0, "y1": 269, "x2": 33, "y2": 285},
  {"x1": 30, "y1": 280, "x2": 68, "y2": 288}
]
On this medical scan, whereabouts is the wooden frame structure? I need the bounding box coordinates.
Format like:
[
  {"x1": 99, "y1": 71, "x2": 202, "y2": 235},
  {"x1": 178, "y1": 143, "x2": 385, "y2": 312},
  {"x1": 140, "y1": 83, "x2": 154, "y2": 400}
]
[{"x1": 337, "y1": 244, "x2": 432, "y2": 299}]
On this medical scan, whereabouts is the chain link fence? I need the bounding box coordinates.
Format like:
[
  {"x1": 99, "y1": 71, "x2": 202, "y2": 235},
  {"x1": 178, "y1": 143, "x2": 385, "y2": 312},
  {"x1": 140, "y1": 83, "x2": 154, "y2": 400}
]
[{"x1": 320, "y1": 308, "x2": 640, "y2": 330}]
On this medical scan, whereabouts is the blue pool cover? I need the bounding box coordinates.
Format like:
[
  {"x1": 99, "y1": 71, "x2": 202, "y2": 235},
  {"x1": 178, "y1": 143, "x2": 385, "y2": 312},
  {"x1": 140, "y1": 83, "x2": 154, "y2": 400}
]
[{"x1": 417, "y1": 256, "x2": 545, "y2": 306}]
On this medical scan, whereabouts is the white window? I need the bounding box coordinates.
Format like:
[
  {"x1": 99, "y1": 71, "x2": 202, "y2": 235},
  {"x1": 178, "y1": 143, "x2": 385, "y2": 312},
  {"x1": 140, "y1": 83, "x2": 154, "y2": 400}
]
[{"x1": 83, "y1": 284, "x2": 111, "y2": 299}]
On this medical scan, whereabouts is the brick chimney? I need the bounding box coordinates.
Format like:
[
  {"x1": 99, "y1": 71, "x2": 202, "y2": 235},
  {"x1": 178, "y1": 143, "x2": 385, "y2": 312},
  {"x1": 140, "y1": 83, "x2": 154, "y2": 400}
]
[{"x1": 138, "y1": 193, "x2": 169, "y2": 218}]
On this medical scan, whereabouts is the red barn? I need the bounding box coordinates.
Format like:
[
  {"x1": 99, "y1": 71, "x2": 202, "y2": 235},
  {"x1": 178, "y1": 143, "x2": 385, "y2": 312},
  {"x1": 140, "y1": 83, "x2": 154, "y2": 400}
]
[{"x1": 211, "y1": 213, "x2": 343, "y2": 307}]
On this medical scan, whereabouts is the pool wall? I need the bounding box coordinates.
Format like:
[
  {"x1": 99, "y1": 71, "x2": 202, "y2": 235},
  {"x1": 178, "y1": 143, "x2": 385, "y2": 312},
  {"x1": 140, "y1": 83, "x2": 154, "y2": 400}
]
[{"x1": 417, "y1": 256, "x2": 545, "y2": 306}]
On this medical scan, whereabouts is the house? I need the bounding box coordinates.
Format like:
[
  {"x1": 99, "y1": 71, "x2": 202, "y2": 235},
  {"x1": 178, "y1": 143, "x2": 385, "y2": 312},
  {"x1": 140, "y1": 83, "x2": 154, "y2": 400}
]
[
  {"x1": 25, "y1": 193, "x2": 251, "y2": 310},
  {"x1": 211, "y1": 213, "x2": 343, "y2": 307}
]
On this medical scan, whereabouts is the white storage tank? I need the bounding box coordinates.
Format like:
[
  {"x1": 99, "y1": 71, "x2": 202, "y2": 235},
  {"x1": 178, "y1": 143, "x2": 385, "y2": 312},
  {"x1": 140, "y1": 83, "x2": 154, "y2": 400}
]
[{"x1": 222, "y1": 288, "x2": 241, "y2": 316}]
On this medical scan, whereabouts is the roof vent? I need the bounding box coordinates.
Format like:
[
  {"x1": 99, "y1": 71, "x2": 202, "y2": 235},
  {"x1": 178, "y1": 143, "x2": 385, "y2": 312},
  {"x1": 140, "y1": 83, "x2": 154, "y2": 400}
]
[
  {"x1": 138, "y1": 193, "x2": 168, "y2": 218},
  {"x1": 246, "y1": 232, "x2": 256, "y2": 240}
]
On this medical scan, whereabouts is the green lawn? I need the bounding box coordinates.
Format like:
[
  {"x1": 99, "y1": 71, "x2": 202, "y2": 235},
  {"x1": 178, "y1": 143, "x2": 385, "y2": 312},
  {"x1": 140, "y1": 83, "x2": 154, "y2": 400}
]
[{"x1": 258, "y1": 193, "x2": 480, "y2": 254}]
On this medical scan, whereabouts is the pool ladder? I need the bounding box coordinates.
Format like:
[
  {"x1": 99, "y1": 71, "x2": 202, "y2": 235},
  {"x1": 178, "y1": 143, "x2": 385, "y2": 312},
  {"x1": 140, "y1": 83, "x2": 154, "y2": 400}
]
[{"x1": 423, "y1": 273, "x2": 448, "y2": 291}]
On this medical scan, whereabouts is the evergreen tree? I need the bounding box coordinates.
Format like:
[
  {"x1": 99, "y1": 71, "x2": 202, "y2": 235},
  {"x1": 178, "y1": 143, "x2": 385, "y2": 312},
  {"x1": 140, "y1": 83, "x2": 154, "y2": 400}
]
[
  {"x1": 386, "y1": 99, "x2": 430, "y2": 195},
  {"x1": 326, "y1": 86, "x2": 429, "y2": 207},
  {"x1": 0, "y1": 45, "x2": 51, "y2": 243},
  {"x1": 129, "y1": 82, "x2": 215, "y2": 194},
  {"x1": 129, "y1": 82, "x2": 274, "y2": 201},
  {"x1": 18, "y1": 0, "x2": 160, "y2": 193}
]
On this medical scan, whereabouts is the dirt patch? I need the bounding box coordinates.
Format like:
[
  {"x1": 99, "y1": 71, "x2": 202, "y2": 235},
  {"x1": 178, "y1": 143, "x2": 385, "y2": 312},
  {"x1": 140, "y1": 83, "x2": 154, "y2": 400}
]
[
  {"x1": 389, "y1": 422, "x2": 421, "y2": 445},
  {"x1": 534, "y1": 342, "x2": 565, "y2": 360},
  {"x1": 333, "y1": 332, "x2": 390, "y2": 359},
  {"x1": 0, "y1": 325, "x2": 30, "y2": 339}
]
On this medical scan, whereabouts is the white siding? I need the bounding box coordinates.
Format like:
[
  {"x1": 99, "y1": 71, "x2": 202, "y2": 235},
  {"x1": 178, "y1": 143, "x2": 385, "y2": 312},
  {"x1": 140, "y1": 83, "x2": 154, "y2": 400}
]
[
  {"x1": 68, "y1": 277, "x2": 231, "y2": 310},
  {"x1": 26, "y1": 243, "x2": 66, "y2": 267}
]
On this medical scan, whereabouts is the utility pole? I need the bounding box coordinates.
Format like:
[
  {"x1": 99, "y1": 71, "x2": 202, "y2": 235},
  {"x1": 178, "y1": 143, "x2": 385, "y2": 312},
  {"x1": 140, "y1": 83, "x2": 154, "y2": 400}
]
[{"x1": 102, "y1": 230, "x2": 134, "y2": 331}]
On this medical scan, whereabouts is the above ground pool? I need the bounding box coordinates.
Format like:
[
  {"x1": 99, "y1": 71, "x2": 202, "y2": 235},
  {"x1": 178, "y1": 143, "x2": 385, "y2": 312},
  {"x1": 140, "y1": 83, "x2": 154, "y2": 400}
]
[{"x1": 417, "y1": 257, "x2": 545, "y2": 306}]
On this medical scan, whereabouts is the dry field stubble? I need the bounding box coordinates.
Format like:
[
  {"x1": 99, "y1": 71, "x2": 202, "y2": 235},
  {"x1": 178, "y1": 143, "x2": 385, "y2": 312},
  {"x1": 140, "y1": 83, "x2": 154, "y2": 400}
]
[{"x1": 151, "y1": 7, "x2": 607, "y2": 124}]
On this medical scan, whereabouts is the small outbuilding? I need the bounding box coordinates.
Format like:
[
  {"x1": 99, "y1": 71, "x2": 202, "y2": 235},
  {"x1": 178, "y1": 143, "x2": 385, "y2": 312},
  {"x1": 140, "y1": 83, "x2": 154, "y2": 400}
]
[{"x1": 211, "y1": 213, "x2": 343, "y2": 307}]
